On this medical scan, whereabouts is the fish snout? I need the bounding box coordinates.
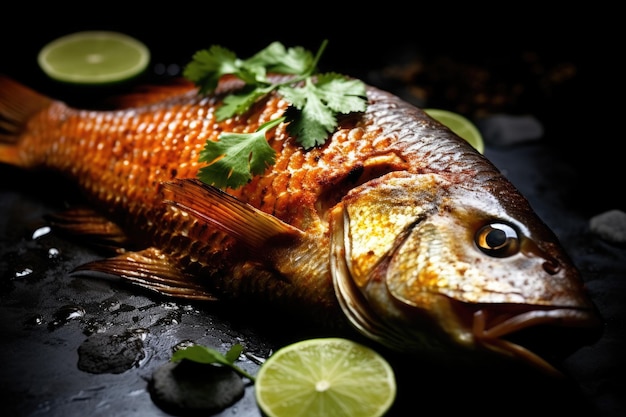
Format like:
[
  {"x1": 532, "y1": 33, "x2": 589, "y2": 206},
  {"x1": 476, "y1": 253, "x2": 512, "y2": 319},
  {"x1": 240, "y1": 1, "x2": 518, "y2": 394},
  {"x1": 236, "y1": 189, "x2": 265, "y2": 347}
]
[{"x1": 468, "y1": 303, "x2": 603, "y2": 376}]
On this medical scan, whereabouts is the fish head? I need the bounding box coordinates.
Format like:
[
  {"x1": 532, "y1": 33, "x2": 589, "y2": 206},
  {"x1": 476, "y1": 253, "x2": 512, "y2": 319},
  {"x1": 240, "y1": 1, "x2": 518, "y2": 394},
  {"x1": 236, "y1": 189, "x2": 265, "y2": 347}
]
[{"x1": 329, "y1": 171, "x2": 602, "y2": 375}]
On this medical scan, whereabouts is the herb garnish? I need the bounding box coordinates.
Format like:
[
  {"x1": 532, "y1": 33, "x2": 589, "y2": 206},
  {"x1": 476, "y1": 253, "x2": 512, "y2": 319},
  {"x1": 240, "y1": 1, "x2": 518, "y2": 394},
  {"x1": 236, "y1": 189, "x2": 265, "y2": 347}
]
[
  {"x1": 183, "y1": 40, "x2": 367, "y2": 189},
  {"x1": 171, "y1": 343, "x2": 256, "y2": 381}
]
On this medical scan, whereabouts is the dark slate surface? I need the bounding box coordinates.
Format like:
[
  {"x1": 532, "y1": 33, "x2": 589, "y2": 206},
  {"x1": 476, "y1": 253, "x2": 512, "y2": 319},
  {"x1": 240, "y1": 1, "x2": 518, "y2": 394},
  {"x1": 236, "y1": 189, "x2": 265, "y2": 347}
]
[{"x1": 1, "y1": 7, "x2": 623, "y2": 417}]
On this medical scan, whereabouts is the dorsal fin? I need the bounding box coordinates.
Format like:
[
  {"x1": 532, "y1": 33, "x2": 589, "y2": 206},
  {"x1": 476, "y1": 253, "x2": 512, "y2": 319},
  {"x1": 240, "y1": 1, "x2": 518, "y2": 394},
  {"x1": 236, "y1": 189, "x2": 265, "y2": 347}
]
[{"x1": 105, "y1": 78, "x2": 196, "y2": 108}]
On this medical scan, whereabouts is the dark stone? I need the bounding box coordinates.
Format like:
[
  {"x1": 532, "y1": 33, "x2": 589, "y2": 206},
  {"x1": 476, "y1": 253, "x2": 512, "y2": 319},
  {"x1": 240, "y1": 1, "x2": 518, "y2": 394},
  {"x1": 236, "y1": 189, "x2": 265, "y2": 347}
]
[
  {"x1": 77, "y1": 332, "x2": 145, "y2": 374},
  {"x1": 149, "y1": 360, "x2": 245, "y2": 416}
]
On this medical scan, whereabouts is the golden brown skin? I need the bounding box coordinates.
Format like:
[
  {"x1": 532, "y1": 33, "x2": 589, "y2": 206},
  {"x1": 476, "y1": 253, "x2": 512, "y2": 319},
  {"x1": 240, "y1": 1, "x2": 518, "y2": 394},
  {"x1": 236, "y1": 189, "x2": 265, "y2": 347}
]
[{"x1": 0, "y1": 74, "x2": 602, "y2": 375}]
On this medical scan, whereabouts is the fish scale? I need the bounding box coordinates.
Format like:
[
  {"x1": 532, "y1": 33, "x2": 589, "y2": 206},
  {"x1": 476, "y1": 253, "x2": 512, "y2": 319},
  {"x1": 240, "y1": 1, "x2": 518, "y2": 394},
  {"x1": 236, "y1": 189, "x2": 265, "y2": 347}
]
[{"x1": 0, "y1": 74, "x2": 602, "y2": 375}]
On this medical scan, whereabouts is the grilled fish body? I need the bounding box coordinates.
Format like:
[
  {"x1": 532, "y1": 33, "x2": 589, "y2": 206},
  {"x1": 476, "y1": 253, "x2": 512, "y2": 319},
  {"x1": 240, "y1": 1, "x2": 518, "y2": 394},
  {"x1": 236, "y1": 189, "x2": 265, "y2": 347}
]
[{"x1": 0, "y1": 74, "x2": 601, "y2": 375}]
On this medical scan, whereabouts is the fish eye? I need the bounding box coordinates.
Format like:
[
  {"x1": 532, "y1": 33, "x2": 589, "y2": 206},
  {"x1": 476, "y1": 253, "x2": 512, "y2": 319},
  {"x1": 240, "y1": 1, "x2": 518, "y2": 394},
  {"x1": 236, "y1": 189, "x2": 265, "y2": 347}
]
[{"x1": 475, "y1": 222, "x2": 520, "y2": 258}]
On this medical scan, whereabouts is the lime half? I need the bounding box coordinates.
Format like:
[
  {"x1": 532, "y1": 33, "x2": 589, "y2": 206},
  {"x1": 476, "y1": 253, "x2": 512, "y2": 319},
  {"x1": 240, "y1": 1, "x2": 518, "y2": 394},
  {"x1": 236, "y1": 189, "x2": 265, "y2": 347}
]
[
  {"x1": 255, "y1": 338, "x2": 396, "y2": 417},
  {"x1": 38, "y1": 31, "x2": 150, "y2": 85},
  {"x1": 424, "y1": 108, "x2": 485, "y2": 153}
]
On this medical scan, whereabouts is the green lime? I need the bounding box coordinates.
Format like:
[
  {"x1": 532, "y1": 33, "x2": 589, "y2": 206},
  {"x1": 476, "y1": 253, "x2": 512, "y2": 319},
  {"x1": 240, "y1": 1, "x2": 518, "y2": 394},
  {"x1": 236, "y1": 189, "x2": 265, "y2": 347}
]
[
  {"x1": 255, "y1": 338, "x2": 396, "y2": 417},
  {"x1": 37, "y1": 31, "x2": 150, "y2": 85},
  {"x1": 424, "y1": 108, "x2": 485, "y2": 153}
]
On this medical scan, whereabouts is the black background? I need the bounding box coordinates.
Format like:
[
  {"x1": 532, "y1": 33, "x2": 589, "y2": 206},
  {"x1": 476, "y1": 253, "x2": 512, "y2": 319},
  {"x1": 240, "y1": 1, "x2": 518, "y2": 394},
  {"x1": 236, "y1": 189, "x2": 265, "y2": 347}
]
[{"x1": 2, "y1": 5, "x2": 621, "y2": 212}]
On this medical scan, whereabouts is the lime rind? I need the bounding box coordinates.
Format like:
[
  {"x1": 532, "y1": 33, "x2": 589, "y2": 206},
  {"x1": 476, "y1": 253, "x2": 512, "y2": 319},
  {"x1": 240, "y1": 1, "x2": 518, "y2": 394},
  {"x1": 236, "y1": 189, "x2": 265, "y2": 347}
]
[
  {"x1": 424, "y1": 108, "x2": 485, "y2": 154},
  {"x1": 255, "y1": 338, "x2": 396, "y2": 417},
  {"x1": 37, "y1": 31, "x2": 150, "y2": 85}
]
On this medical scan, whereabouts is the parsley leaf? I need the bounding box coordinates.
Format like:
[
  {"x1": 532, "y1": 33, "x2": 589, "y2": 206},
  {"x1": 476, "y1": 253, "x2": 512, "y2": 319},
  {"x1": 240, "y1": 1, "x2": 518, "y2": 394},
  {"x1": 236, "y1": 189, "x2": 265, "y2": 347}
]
[{"x1": 184, "y1": 40, "x2": 368, "y2": 189}]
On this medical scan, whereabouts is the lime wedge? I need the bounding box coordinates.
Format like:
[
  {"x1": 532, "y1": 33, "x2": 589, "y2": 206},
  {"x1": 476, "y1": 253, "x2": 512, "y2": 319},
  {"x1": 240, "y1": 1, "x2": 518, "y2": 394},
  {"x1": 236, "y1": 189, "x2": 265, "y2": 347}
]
[
  {"x1": 424, "y1": 108, "x2": 485, "y2": 153},
  {"x1": 37, "y1": 31, "x2": 150, "y2": 85},
  {"x1": 255, "y1": 338, "x2": 396, "y2": 417}
]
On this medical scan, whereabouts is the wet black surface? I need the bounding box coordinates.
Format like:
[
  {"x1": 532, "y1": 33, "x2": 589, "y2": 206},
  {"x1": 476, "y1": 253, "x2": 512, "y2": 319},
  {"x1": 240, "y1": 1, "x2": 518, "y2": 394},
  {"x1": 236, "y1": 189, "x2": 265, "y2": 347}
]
[{"x1": 1, "y1": 7, "x2": 624, "y2": 417}]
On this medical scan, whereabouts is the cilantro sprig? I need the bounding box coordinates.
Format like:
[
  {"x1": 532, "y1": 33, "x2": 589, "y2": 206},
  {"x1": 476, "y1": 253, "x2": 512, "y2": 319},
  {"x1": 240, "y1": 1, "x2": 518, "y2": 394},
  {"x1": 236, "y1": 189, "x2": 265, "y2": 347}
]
[
  {"x1": 183, "y1": 40, "x2": 367, "y2": 189},
  {"x1": 171, "y1": 343, "x2": 256, "y2": 381}
]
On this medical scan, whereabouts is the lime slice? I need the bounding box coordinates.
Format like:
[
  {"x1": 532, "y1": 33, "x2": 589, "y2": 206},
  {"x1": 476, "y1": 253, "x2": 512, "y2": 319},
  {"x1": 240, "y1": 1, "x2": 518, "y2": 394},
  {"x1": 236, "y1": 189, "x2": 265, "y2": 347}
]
[
  {"x1": 38, "y1": 31, "x2": 150, "y2": 85},
  {"x1": 255, "y1": 338, "x2": 396, "y2": 417},
  {"x1": 424, "y1": 108, "x2": 485, "y2": 153}
]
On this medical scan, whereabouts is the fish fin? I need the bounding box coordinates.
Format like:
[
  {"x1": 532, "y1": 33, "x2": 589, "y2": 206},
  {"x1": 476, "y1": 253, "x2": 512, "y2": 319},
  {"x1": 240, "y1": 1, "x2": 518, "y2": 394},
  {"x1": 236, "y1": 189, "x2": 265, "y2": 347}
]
[
  {"x1": 105, "y1": 78, "x2": 196, "y2": 108},
  {"x1": 45, "y1": 207, "x2": 134, "y2": 254},
  {"x1": 0, "y1": 75, "x2": 53, "y2": 163},
  {"x1": 72, "y1": 247, "x2": 217, "y2": 301},
  {"x1": 162, "y1": 178, "x2": 305, "y2": 249}
]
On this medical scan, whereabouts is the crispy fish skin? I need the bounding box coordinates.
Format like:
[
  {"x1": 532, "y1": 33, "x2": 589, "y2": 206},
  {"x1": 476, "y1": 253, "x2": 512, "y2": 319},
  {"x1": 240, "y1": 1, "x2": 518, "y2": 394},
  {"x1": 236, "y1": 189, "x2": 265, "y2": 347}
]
[{"x1": 0, "y1": 74, "x2": 602, "y2": 375}]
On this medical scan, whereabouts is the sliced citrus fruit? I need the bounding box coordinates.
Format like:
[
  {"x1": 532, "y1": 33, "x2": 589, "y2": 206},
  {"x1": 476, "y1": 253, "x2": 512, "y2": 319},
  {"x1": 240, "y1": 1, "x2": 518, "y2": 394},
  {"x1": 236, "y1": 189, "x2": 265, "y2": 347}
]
[
  {"x1": 37, "y1": 31, "x2": 150, "y2": 85},
  {"x1": 255, "y1": 338, "x2": 396, "y2": 417},
  {"x1": 424, "y1": 108, "x2": 485, "y2": 153}
]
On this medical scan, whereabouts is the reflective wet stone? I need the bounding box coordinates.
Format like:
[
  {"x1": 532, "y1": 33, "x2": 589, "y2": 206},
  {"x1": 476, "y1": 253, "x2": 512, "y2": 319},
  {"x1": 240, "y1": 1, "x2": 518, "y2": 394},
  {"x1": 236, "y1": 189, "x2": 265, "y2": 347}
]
[
  {"x1": 77, "y1": 331, "x2": 146, "y2": 374},
  {"x1": 149, "y1": 359, "x2": 245, "y2": 416}
]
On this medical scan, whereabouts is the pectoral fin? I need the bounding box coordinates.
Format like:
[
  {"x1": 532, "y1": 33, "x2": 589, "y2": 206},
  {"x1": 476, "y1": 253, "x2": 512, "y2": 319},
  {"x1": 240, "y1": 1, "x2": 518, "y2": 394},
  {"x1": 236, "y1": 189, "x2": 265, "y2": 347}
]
[
  {"x1": 161, "y1": 178, "x2": 305, "y2": 250},
  {"x1": 72, "y1": 247, "x2": 217, "y2": 301}
]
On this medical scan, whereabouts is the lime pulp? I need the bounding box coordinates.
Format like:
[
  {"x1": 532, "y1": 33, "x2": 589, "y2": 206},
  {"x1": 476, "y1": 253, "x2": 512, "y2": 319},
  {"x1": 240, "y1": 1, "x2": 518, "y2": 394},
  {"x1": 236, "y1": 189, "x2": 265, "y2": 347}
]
[{"x1": 37, "y1": 31, "x2": 150, "y2": 85}]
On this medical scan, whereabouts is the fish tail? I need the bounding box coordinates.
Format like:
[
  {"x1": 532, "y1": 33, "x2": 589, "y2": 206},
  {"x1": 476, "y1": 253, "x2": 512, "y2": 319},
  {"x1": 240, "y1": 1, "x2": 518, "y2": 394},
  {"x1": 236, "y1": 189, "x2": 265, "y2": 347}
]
[{"x1": 0, "y1": 75, "x2": 52, "y2": 165}]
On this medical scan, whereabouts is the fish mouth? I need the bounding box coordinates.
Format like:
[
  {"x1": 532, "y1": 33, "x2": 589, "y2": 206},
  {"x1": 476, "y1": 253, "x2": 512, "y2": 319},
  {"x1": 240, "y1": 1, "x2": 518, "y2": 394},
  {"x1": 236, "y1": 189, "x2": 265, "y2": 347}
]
[{"x1": 469, "y1": 304, "x2": 603, "y2": 376}]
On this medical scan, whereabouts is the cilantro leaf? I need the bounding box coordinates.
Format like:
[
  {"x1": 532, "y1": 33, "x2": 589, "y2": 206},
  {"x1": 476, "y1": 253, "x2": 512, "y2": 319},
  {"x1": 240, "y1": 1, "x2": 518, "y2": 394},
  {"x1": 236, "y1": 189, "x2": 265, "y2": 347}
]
[
  {"x1": 280, "y1": 74, "x2": 367, "y2": 148},
  {"x1": 281, "y1": 91, "x2": 336, "y2": 149},
  {"x1": 215, "y1": 85, "x2": 274, "y2": 121},
  {"x1": 198, "y1": 118, "x2": 282, "y2": 189},
  {"x1": 309, "y1": 73, "x2": 367, "y2": 113},
  {"x1": 171, "y1": 343, "x2": 255, "y2": 381},
  {"x1": 184, "y1": 40, "x2": 368, "y2": 190},
  {"x1": 224, "y1": 343, "x2": 244, "y2": 363},
  {"x1": 183, "y1": 45, "x2": 269, "y2": 94},
  {"x1": 183, "y1": 45, "x2": 241, "y2": 95},
  {"x1": 246, "y1": 41, "x2": 314, "y2": 75}
]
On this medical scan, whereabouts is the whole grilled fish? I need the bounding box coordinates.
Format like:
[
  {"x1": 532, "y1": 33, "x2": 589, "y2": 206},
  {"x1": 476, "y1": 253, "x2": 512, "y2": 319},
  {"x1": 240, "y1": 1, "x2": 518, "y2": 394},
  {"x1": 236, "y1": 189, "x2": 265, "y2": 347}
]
[{"x1": 0, "y1": 73, "x2": 601, "y2": 376}]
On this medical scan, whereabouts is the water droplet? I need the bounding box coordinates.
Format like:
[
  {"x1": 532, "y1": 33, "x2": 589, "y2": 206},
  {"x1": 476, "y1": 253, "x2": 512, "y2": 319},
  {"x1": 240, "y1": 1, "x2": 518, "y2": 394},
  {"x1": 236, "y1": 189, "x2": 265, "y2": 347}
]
[
  {"x1": 129, "y1": 327, "x2": 149, "y2": 341},
  {"x1": 118, "y1": 303, "x2": 136, "y2": 313},
  {"x1": 32, "y1": 226, "x2": 51, "y2": 240},
  {"x1": 161, "y1": 302, "x2": 179, "y2": 310},
  {"x1": 173, "y1": 339, "x2": 196, "y2": 353},
  {"x1": 155, "y1": 311, "x2": 182, "y2": 326},
  {"x1": 101, "y1": 299, "x2": 121, "y2": 312},
  {"x1": 127, "y1": 389, "x2": 144, "y2": 397},
  {"x1": 243, "y1": 351, "x2": 266, "y2": 365},
  {"x1": 83, "y1": 318, "x2": 108, "y2": 335},
  {"x1": 48, "y1": 304, "x2": 85, "y2": 330},
  {"x1": 24, "y1": 314, "x2": 44, "y2": 326},
  {"x1": 14, "y1": 268, "x2": 33, "y2": 278}
]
